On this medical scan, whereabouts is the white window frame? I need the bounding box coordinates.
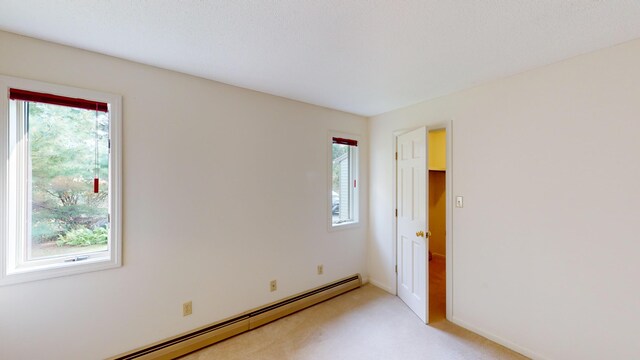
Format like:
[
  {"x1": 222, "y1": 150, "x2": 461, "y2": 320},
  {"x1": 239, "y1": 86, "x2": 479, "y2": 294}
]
[
  {"x1": 0, "y1": 75, "x2": 122, "y2": 286},
  {"x1": 328, "y1": 131, "x2": 359, "y2": 230}
]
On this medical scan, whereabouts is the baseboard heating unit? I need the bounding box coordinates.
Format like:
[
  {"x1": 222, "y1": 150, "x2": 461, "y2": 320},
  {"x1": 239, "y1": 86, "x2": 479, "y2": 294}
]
[{"x1": 109, "y1": 274, "x2": 362, "y2": 360}]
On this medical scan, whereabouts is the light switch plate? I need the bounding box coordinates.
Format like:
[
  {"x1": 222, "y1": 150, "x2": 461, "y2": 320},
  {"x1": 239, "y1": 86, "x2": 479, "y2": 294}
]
[{"x1": 456, "y1": 196, "x2": 464, "y2": 208}]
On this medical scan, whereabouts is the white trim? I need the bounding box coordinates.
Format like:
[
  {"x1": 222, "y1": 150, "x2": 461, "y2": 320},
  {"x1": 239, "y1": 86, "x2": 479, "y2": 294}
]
[
  {"x1": 444, "y1": 121, "x2": 453, "y2": 321},
  {"x1": 110, "y1": 89, "x2": 123, "y2": 275},
  {"x1": 327, "y1": 131, "x2": 361, "y2": 232},
  {"x1": 0, "y1": 79, "x2": 7, "y2": 285},
  {"x1": 0, "y1": 74, "x2": 122, "y2": 286},
  {"x1": 390, "y1": 130, "x2": 401, "y2": 296},
  {"x1": 451, "y1": 316, "x2": 547, "y2": 360},
  {"x1": 392, "y1": 120, "x2": 453, "y2": 320}
]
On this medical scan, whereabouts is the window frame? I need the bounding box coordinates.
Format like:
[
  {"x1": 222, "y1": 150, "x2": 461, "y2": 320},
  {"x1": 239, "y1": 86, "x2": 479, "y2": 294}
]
[
  {"x1": 328, "y1": 131, "x2": 360, "y2": 231},
  {"x1": 0, "y1": 75, "x2": 122, "y2": 286}
]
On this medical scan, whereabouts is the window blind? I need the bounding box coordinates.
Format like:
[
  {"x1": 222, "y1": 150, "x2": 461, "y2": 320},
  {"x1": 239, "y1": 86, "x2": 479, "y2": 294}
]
[
  {"x1": 9, "y1": 88, "x2": 108, "y2": 112},
  {"x1": 332, "y1": 137, "x2": 357, "y2": 146}
]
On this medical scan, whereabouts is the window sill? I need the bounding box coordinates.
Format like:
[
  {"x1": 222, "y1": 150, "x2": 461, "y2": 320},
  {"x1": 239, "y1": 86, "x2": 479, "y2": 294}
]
[
  {"x1": 1, "y1": 256, "x2": 120, "y2": 286},
  {"x1": 329, "y1": 221, "x2": 360, "y2": 232}
]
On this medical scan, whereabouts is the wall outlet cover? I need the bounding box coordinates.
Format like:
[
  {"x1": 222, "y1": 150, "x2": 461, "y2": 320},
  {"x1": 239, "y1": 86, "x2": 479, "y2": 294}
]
[{"x1": 183, "y1": 301, "x2": 193, "y2": 316}]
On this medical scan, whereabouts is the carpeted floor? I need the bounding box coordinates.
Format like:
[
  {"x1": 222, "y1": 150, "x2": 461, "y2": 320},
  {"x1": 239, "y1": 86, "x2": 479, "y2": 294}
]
[{"x1": 181, "y1": 262, "x2": 527, "y2": 360}]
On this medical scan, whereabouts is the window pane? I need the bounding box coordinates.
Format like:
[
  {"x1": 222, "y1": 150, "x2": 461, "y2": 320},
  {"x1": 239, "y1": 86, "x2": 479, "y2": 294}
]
[
  {"x1": 26, "y1": 101, "x2": 109, "y2": 259},
  {"x1": 332, "y1": 143, "x2": 353, "y2": 225}
]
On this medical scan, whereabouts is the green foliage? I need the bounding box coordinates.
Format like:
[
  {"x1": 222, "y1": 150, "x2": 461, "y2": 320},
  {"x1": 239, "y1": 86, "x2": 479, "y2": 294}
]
[
  {"x1": 332, "y1": 144, "x2": 349, "y2": 192},
  {"x1": 332, "y1": 143, "x2": 348, "y2": 161},
  {"x1": 27, "y1": 102, "x2": 110, "y2": 244},
  {"x1": 56, "y1": 227, "x2": 108, "y2": 247},
  {"x1": 32, "y1": 221, "x2": 60, "y2": 241}
]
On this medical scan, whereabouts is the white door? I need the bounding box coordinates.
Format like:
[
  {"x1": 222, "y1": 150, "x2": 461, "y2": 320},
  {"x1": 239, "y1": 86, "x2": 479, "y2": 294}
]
[{"x1": 397, "y1": 126, "x2": 429, "y2": 323}]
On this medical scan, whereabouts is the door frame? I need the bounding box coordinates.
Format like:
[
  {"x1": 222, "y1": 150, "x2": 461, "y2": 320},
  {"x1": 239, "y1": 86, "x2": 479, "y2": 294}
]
[{"x1": 392, "y1": 120, "x2": 453, "y2": 321}]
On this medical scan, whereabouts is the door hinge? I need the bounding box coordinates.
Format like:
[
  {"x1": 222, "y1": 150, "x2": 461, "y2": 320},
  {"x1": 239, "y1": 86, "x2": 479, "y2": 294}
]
[
  {"x1": 108, "y1": 138, "x2": 111, "y2": 153},
  {"x1": 395, "y1": 265, "x2": 398, "y2": 273},
  {"x1": 395, "y1": 152, "x2": 398, "y2": 160},
  {"x1": 395, "y1": 209, "x2": 398, "y2": 217}
]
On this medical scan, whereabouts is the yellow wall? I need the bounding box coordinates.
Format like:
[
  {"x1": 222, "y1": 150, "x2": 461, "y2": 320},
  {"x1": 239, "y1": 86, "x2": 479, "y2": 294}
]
[
  {"x1": 428, "y1": 129, "x2": 446, "y2": 171},
  {"x1": 429, "y1": 170, "x2": 447, "y2": 255},
  {"x1": 429, "y1": 170, "x2": 446, "y2": 256},
  {"x1": 428, "y1": 129, "x2": 446, "y2": 256}
]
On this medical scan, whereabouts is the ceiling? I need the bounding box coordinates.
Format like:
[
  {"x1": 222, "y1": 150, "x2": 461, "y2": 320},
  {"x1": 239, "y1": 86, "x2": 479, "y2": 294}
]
[{"x1": 1, "y1": 1, "x2": 640, "y2": 116}]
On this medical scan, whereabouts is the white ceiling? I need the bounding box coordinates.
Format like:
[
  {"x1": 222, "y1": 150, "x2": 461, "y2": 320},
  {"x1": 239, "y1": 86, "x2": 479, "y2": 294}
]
[{"x1": 1, "y1": 1, "x2": 640, "y2": 116}]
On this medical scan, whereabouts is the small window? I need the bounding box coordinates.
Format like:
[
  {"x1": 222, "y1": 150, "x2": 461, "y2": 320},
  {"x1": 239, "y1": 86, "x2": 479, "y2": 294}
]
[
  {"x1": 330, "y1": 134, "x2": 358, "y2": 227},
  {"x1": 0, "y1": 76, "x2": 121, "y2": 285}
]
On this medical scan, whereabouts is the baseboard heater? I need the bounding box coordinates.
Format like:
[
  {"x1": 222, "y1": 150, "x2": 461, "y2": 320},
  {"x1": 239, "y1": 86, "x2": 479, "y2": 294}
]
[{"x1": 109, "y1": 274, "x2": 362, "y2": 360}]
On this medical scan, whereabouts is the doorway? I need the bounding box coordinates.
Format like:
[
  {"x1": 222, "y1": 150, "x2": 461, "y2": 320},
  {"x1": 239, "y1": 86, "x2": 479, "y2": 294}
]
[
  {"x1": 427, "y1": 129, "x2": 446, "y2": 323},
  {"x1": 395, "y1": 124, "x2": 451, "y2": 324}
]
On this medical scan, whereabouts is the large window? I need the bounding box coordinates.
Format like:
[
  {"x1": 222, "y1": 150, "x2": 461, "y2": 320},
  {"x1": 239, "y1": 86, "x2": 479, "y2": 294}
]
[
  {"x1": 330, "y1": 134, "x2": 359, "y2": 228},
  {"x1": 0, "y1": 76, "x2": 121, "y2": 285}
]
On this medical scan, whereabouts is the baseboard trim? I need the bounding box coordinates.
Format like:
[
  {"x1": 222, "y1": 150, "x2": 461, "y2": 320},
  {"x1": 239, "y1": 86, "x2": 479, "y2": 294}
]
[
  {"x1": 110, "y1": 274, "x2": 362, "y2": 360},
  {"x1": 450, "y1": 316, "x2": 547, "y2": 360}
]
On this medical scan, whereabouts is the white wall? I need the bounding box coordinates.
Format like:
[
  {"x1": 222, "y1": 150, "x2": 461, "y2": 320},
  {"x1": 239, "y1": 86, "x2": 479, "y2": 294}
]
[
  {"x1": 0, "y1": 31, "x2": 368, "y2": 360},
  {"x1": 369, "y1": 39, "x2": 640, "y2": 359}
]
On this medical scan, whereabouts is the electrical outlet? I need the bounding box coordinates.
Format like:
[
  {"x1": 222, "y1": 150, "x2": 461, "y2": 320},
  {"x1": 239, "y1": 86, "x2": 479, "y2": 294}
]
[
  {"x1": 270, "y1": 280, "x2": 277, "y2": 292},
  {"x1": 183, "y1": 301, "x2": 192, "y2": 316},
  {"x1": 317, "y1": 264, "x2": 324, "y2": 275}
]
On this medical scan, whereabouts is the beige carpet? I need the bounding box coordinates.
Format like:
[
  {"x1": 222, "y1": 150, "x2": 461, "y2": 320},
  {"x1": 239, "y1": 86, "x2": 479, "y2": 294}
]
[{"x1": 181, "y1": 264, "x2": 527, "y2": 360}]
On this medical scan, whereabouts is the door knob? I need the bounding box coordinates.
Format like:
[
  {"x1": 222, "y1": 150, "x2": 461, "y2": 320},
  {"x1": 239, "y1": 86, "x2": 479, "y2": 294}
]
[{"x1": 416, "y1": 231, "x2": 424, "y2": 237}]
